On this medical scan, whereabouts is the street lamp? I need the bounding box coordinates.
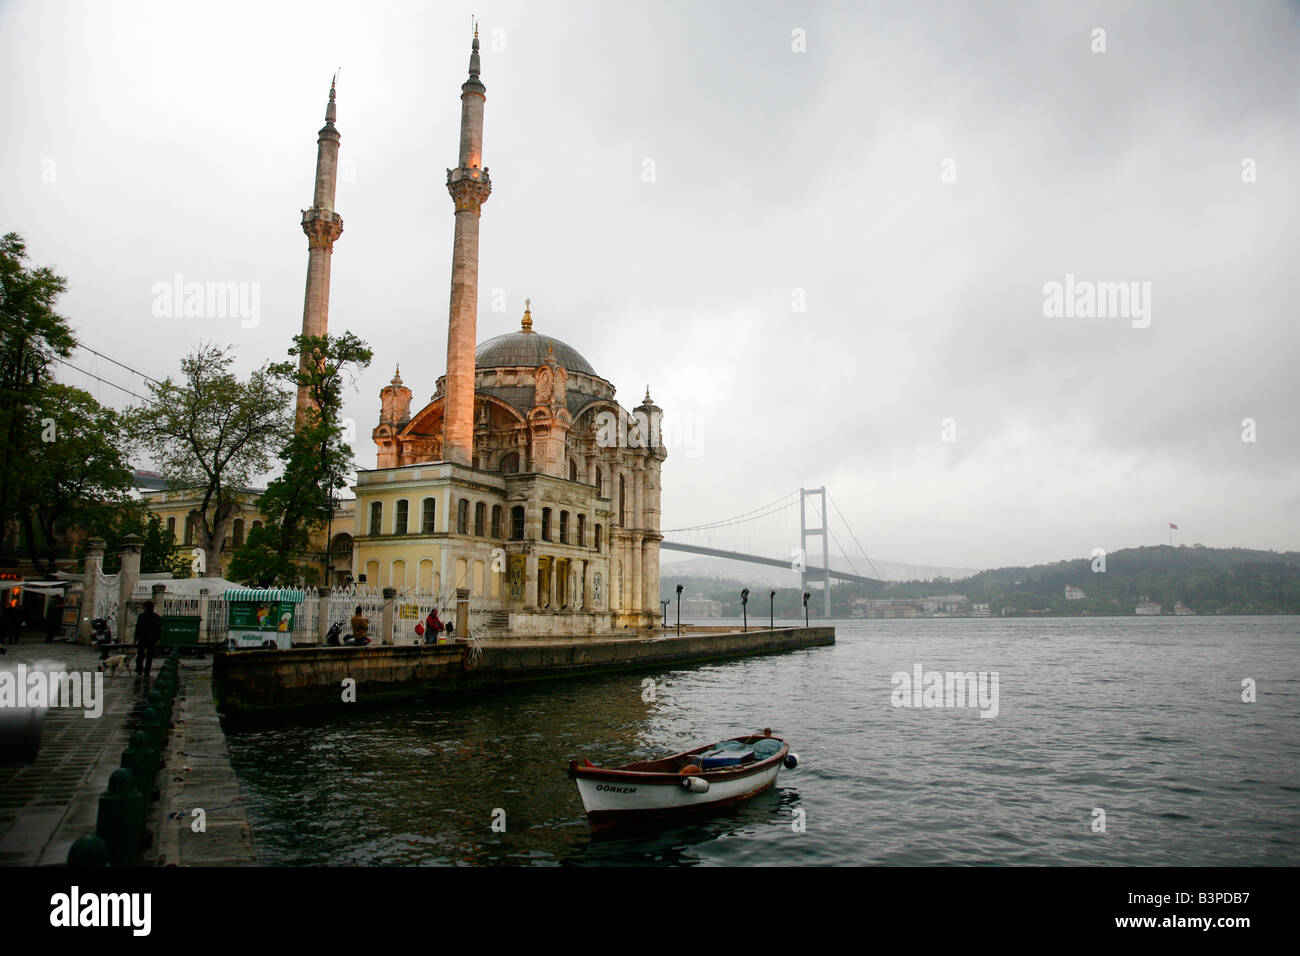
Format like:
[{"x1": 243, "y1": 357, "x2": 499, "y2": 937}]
[
  {"x1": 769, "y1": 590, "x2": 776, "y2": 629},
  {"x1": 675, "y1": 584, "x2": 683, "y2": 636},
  {"x1": 803, "y1": 591, "x2": 810, "y2": 627},
  {"x1": 741, "y1": 588, "x2": 749, "y2": 633},
  {"x1": 660, "y1": 599, "x2": 670, "y2": 629}
]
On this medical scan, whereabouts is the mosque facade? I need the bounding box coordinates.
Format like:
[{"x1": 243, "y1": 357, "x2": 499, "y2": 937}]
[{"x1": 297, "y1": 33, "x2": 665, "y2": 635}]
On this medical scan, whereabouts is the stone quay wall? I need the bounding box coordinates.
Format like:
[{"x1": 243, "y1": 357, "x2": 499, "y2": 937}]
[{"x1": 213, "y1": 627, "x2": 834, "y2": 716}]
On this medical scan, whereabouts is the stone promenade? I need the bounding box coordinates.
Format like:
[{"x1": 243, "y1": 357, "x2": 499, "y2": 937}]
[
  {"x1": 0, "y1": 637, "x2": 138, "y2": 865},
  {"x1": 0, "y1": 634, "x2": 257, "y2": 866}
]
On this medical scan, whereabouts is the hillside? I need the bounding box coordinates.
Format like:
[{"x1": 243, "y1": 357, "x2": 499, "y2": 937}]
[{"x1": 661, "y1": 545, "x2": 1300, "y2": 617}]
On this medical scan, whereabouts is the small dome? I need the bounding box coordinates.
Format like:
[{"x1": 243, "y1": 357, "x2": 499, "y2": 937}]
[{"x1": 475, "y1": 332, "x2": 596, "y2": 376}]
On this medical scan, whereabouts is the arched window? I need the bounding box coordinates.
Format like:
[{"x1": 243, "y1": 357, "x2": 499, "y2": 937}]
[
  {"x1": 232, "y1": 518, "x2": 245, "y2": 548},
  {"x1": 184, "y1": 513, "x2": 199, "y2": 546},
  {"x1": 395, "y1": 499, "x2": 409, "y2": 535},
  {"x1": 510, "y1": 505, "x2": 525, "y2": 540},
  {"x1": 457, "y1": 499, "x2": 470, "y2": 535},
  {"x1": 577, "y1": 514, "x2": 585, "y2": 548},
  {"x1": 490, "y1": 505, "x2": 502, "y2": 539},
  {"x1": 569, "y1": 459, "x2": 578, "y2": 482},
  {"x1": 595, "y1": 466, "x2": 604, "y2": 497},
  {"x1": 618, "y1": 474, "x2": 626, "y2": 526},
  {"x1": 499, "y1": 452, "x2": 520, "y2": 474},
  {"x1": 166, "y1": 516, "x2": 176, "y2": 543},
  {"x1": 370, "y1": 501, "x2": 383, "y2": 536},
  {"x1": 421, "y1": 497, "x2": 436, "y2": 534},
  {"x1": 541, "y1": 507, "x2": 552, "y2": 541},
  {"x1": 594, "y1": 524, "x2": 602, "y2": 553},
  {"x1": 559, "y1": 510, "x2": 569, "y2": 544},
  {"x1": 474, "y1": 501, "x2": 486, "y2": 536}
]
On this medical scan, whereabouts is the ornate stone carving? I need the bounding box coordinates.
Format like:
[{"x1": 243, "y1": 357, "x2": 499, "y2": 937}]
[
  {"x1": 446, "y1": 168, "x2": 492, "y2": 213},
  {"x1": 302, "y1": 209, "x2": 344, "y2": 251}
]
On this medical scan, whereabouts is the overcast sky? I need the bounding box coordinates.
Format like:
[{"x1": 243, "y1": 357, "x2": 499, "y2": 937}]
[{"x1": 3, "y1": 0, "x2": 1297, "y2": 570}]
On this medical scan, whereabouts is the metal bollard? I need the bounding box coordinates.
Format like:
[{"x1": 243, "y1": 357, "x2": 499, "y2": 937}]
[
  {"x1": 67, "y1": 834, "x2": 110, "y2": 867},
  {"x1": 138, "y1": 707, "x2": 164, "y2": 752},
  {"x1": 148, "y1": 690, "x2": 171, "y2": 727},
  {"x1": 121, "y1": 730, "x2": 158, "y2": 801},
  {"x1": 95, "y1": 768, "x2": 144, "y2": 866}
]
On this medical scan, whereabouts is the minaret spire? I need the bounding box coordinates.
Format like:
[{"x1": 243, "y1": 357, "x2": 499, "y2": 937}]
[
  {"x1": 297, "y1": 76, "x2": 344, "y2": 424},
  {"x1": 442, "y1": 31, "x2": 492, "y2": 465}
]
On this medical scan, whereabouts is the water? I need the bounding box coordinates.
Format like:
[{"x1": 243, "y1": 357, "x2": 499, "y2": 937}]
[{"x1": 226, "y1": 616, "x2": 1300, "y2": 865}]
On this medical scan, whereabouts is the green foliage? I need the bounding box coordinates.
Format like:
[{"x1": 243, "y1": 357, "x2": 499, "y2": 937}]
[
  {"x1": 238, "y1": 332, "x2": 371, "y2": 581},
  {"x1": 226, "y1": 522, "x2": 298, "y2": 587},
  {"x1": 123, "y1": 342, "x2": 291, "y2": 573},
  {"x1": 0, "y1": 232, "x2": 77, "y2": 559},
  {"x1": 89, "y1": 509, "x2": 186, "y2": 576}
]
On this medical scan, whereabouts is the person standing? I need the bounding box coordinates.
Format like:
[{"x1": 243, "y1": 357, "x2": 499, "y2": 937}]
[
  {"x1": 425, "y1": 608, "x2": 443, "y2": 644},
  {"x1": 44, "y1": 594, "x2": 65, "y2": 642},
  {"x1": 134, "y1": 600, "x2": 163, "y2": 679},
  {"x1": 350, "y1": 605, "x2": 369, "y2": 644},
  {"x1": 3, "y1": 598, "x2": 20, "y2": 644}
]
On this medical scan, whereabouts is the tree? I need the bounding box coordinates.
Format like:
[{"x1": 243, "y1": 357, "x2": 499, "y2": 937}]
[
  {"x1": 21, "y1": 384, "x2": 136, "y2": 576},
  {"x1": 124, "y1": 343, "x2": 291, "y2": 577},
  {"x1": 0, "y1": 233, "x2": 76, "y2": 553},
  {"x1": 233, "y1": 332, "x2": 371, "y2": 583},
  {"x1": 226, "y1": 522, "x2": 297, "y2": 586},
  {"x1": 89, "y1": 508, "x2": 186, "y2": 577}
]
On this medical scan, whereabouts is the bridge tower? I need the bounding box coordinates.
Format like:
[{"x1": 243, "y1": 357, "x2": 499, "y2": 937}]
[{"x1": 800, "y1": 487, "x2": 832, "y2": 617}]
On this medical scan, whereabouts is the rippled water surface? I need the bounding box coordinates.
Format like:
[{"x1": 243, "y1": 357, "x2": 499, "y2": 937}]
[{"x1": 226, "y1": 617, "x2": 1300, "y2": 865}]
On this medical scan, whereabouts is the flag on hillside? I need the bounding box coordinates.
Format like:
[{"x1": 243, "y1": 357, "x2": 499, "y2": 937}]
[{"x1": 1169, "y1": 523, "x2": 1178, "y2": 530}]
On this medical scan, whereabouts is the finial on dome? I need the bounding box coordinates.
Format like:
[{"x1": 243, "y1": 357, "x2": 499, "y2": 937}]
[
  {"x1": 392, "y1": 364, "x2": 403, "y2": 386},
  {"x1": 521, "y1": 298, "x2": 533, "y2": 332},
  {"x1": 644, "y1": 385, "x2": 652, "y2": 403}
]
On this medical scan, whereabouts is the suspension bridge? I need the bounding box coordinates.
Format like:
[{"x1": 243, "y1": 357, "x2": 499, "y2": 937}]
[{"x1": 661, "y1": 487, "x2": 880, "y2": 615}]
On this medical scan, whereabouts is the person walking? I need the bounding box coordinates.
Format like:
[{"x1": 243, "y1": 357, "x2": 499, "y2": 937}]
[{"x1": 134, "y1": 600, "x2": 163, "y2": 679}]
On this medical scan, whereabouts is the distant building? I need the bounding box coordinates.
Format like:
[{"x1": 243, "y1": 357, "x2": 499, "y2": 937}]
[
  {"x1": 970, "y1": 603, "x2": 992, "y2": 617},
  {"x1": 1173, "y1": 602, "x2": 1194, "y2": 615},
  {"x1": 1065, "y1": 586, "x2": 1084, "y2": 600},
  {"x1": 866, "y1": 604, "x2": 918, "y2": 619},
  {"x1": 680, "y1": 595, "x2": 722, "y2": 618},
  {"x1": 1135, "y1": 601, "x2": 1162, "y2": 615}
]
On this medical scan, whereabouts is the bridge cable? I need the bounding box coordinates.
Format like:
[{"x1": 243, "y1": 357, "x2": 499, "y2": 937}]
[
  {"x1": 826, "y1": 489, "x2": 881, "y2": 580},
  {"x1": 662, "y1": 489, "x2": 800, "y2": 535}
]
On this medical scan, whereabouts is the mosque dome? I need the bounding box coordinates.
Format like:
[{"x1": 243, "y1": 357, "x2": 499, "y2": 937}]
[{"x1": 474, "y1": 300, "x2": 597, "y2": 377}]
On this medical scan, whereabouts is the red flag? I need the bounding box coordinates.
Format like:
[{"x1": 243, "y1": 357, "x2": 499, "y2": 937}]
[{"x1": 1169, "y1": 523, "x2": 1178, "y2": 530}]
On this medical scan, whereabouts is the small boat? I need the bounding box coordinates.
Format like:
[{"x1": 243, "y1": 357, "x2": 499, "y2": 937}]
[{"x1": 569, "y1": 728, "x2": 799, "y2": 832}]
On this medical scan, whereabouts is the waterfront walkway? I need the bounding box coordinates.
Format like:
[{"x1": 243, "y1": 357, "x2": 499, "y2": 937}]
[
  {"x1": 0, "y1": 634, "x2": 257, "y2": 866},
  {"x1": 0, "y1": 637, "x2": 137, "y2": 866}
]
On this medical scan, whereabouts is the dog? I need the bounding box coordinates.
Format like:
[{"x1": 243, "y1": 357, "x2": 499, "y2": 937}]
[{"x1": 97, "y1": 654, "x2": 132, "y2": 677}]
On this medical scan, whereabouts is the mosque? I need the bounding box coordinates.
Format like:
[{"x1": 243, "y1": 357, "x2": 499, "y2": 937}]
[{"x1": 296, "y1": 32, "x2": 666, "y2": 635}]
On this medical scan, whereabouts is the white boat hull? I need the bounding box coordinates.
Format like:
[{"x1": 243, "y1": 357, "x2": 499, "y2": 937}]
[{"x1": 570, "y1": 734, "x2": 790, "y2": 830}]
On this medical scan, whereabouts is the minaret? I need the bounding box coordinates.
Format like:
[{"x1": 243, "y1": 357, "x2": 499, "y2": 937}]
[
  {"x1": 297, "y1": 75, "x2": 344, "y2": 423},
  {"x1": 442, "y1": 27, "x2": 492, "y2": 465}
]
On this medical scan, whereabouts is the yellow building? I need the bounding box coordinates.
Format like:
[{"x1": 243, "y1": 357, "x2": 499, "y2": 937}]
[{"x1": 137, "y1": 475, "x2": 355, "y2": 585}]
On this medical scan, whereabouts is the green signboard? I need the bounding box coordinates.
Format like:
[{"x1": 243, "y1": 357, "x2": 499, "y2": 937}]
[
  {"x1": 161, "y1": 615, "x2": 201, "y2": 646},
  {"x1": 228, "y1": 601, "x2": 296, "y2": 632}
]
